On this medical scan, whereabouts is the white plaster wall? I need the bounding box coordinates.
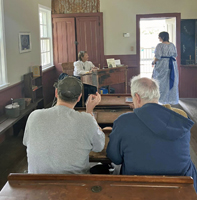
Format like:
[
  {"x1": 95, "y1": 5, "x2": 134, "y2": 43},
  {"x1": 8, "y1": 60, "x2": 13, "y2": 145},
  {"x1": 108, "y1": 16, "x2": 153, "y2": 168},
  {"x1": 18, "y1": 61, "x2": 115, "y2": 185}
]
[
  {"x1": 3, "y1": 0, "x2": 51, "y2": 85},
  {"x1": 100, "y1": 0, "x2": 197, "y2": 55}
]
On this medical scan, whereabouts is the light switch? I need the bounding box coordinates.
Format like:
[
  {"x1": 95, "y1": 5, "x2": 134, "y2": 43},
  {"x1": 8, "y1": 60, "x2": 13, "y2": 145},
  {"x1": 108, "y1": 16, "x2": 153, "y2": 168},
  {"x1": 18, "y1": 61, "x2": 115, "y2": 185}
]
[{"x1": 123, "y1": 33, "x2": 130, "y2": 37}]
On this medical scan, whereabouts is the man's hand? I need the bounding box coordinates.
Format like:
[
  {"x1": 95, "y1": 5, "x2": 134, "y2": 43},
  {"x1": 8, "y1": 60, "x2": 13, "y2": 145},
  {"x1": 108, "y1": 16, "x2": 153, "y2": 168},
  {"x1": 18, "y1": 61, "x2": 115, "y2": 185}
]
[
  {"x1": 89, "y1": 67, "x2": 98, "y2": 73},
  {"x1": 86, "y1": 92, "x2": 101, "y2": 114}
]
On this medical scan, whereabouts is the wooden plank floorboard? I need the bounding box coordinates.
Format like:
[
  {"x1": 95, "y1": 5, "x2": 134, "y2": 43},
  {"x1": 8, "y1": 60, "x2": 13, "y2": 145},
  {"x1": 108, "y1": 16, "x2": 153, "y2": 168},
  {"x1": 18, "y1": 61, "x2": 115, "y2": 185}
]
[
  {"x1": 0, "y1": 132, "x2": 27, "y2": 190},
  {"x1": 179, "y1": 99, "x2": 197, "y2": 168}
]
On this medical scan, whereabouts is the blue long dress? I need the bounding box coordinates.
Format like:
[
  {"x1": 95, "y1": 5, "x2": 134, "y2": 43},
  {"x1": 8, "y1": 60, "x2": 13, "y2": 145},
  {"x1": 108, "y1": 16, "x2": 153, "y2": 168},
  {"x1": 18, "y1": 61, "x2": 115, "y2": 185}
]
[{"x1": 152, "y1": 43, "x2": 179, "y2": 105}]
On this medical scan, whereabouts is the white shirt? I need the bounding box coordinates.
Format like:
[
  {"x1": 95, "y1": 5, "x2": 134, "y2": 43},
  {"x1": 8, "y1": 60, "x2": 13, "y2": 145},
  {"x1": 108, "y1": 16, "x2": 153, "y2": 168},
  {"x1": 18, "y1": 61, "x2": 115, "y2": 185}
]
[{"x1": 73, "y1": 60, "x2": 95, "y2": 76}]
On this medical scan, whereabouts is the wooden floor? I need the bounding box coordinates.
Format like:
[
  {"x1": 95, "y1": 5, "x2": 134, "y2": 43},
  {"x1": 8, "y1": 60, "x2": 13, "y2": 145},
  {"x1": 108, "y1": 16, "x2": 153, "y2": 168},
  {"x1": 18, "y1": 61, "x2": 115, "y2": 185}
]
[
  {"x1": 0, "y1": 98, "x2": 197, "y2": 191},
  {"x1": 179, "y1": 98, "x2": 197, "y2": 167}
]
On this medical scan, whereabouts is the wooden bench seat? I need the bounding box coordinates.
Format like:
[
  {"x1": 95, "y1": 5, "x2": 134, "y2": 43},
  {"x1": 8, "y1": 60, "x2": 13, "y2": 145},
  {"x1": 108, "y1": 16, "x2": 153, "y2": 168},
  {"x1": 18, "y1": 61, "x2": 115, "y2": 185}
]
[{"x1": 0, "y1": 174, "x2": 196, "y2": 200}]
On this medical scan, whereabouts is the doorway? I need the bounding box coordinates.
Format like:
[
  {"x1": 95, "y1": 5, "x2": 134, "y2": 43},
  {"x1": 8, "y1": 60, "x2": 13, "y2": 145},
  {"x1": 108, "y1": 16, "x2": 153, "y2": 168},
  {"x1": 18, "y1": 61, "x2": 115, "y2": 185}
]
[
  {"x1": 136, "y1": 13, "x2": 181, "y2": 78},
  {"x1": 140, "y1": 17, "x2": 176, "y2": 78}
]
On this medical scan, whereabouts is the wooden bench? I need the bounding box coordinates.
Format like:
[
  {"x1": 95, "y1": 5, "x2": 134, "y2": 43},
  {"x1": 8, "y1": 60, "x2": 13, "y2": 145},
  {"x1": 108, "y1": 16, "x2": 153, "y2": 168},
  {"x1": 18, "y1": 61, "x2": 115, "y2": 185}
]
[
  {"x1": 0, "y1": 99, "x2": 43, "y2": 136},
  {"x1": 0, "y1": 174, "x2": 196, "y2": 199}
]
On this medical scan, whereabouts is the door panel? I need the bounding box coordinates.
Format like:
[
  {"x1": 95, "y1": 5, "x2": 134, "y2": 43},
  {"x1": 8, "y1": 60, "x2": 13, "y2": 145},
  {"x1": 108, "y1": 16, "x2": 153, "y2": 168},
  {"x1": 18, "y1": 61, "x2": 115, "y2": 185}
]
[
  {"x1": 165, "y1": 18, "x2": 176, "y2": 45},
  {"x1": 53, "y1": 18, "x2": 76, "y2": 71},
  {"x1": 76, "y1": 17, "x2": 101, "y2": 67}
]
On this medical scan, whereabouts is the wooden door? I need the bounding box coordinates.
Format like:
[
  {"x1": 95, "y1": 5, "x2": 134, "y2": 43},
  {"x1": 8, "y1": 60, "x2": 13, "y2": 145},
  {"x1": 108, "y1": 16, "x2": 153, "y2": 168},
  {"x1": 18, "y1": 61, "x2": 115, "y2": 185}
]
[
  {"x1": 76, "y1": 17, "x2": 101, "y2": 67},
  {"x1": 165, "y1": 17, "x2": 176, "y2": 45},
  {"x1": 53, "y1": 18, "x2": 76, "y2": 72}
]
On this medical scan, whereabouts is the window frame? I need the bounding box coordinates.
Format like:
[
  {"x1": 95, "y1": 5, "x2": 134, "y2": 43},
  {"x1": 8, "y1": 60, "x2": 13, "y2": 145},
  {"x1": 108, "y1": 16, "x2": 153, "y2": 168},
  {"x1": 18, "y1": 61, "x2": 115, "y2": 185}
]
[
  {"x1": 0, "y1": 0, "x2": 8, "y2": 89},
  {"x1": 38, "y1": 4, "x2": 53, "y2": 71}
]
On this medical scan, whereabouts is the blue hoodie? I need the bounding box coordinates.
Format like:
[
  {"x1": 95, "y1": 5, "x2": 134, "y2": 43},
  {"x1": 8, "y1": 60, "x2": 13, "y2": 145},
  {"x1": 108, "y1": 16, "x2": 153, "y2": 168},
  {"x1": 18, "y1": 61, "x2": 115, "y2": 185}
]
[{"x1": 107, "y1": 103, "x2": 197, "y2": 192}]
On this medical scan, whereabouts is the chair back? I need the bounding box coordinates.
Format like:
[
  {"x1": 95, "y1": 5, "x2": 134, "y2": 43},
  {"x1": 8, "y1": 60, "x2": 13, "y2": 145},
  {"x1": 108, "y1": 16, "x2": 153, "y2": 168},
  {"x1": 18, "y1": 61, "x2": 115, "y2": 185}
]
[{"x1": 61, "y1": 62, "x2": 74, "y2": 76}]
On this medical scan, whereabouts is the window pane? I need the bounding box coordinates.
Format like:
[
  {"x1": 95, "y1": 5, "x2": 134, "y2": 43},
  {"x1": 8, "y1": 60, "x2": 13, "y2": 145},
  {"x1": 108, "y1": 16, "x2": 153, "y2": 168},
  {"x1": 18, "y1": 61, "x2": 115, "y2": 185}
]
[
  {"x1": 46, "y1": 52, "x2": 50, "y2": 64},
  {"x1": 39, "y1": 6, "x2": 53, "y2": 69},
  {"x1": 40, "y1": 25, "x2": 43, "y2": 37},
  {"x1": 41, "y1": 39, "x2": 50, "y2": 53},
  {"x1": 41, "y1": 52, "x2": 51, "y2": 66},
  {"x1": 0, "y1": 69, "x2": 2, "y2": 85},
  {"x1": 43, "y1": 25, "x2": 47, "y2": 37},
  {"x1": 0, "y1": 0, "x2": 7, "y2": 87},
  {"x1": 39, "y1": 12, "x2": 43, "y2": 24},
  {"x1": 46, "y1": 39, "x2": 50, "y2": 51},
  {"x1": 41, "y1": 53, "x2": 45, "y2": 66},
  {"x1": 42, "y1": 11, "x2": 47, "y2": 25},
  {"x1": 40, "y1": 25, "x2": 47, "y2": 38}
]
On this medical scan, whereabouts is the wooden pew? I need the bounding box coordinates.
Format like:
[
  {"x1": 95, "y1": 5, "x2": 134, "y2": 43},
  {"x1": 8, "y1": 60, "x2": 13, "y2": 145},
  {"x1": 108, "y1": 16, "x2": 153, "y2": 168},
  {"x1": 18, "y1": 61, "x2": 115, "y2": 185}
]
[{"x1": 0, "y1": 174, "x2": 196, "y2": 199}]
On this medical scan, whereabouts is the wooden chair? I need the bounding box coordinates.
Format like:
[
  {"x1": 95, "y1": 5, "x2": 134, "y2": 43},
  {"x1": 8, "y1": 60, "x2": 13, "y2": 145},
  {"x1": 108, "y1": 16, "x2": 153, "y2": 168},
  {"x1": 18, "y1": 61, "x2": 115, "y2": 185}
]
[{"x1": 61, "y1": 62, "x2": 74, "y2": 76}]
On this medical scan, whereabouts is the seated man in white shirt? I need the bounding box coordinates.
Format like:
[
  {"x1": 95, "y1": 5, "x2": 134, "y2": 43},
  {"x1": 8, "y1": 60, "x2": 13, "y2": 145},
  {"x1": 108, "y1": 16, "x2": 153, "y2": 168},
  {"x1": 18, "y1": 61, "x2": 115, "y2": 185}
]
[
  {"x1": 73, "y1": 51, "x2": 98, "y2": 104},
  {"x1": 23, "y1": 76, "x2": 105, "y2": 174},
  {"x1": 73, "y1": 51, "x2": 97, "y2": 76}
]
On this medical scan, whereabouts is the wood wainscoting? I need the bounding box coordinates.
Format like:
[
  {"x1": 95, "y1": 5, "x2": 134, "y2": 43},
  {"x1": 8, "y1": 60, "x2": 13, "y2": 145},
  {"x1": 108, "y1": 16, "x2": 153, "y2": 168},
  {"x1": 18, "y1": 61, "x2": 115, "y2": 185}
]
[
  {"x1": 179, "y1": 65, "x2": 197, "y2": 98},
  {"x1": 0, "y1": 67, "x2": 56, "y2": 116}
]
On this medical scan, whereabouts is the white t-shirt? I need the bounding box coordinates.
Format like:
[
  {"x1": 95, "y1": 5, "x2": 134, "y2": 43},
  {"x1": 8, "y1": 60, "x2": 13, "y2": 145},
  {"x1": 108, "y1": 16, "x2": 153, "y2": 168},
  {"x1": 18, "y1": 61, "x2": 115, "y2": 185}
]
[
  {"x1": 23, "y1": 105, "x2": 105, "y2": 174},
  {"x1": 73, "y1": 60, "x2": 95, "y2": 76}
]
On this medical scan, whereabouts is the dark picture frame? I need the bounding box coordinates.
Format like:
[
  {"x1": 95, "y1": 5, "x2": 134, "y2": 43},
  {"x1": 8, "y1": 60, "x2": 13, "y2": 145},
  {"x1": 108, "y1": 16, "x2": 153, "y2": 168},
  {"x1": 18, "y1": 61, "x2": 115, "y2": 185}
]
[{"x1": 19, "y1": 32, "x2": 32, "y2": 53}]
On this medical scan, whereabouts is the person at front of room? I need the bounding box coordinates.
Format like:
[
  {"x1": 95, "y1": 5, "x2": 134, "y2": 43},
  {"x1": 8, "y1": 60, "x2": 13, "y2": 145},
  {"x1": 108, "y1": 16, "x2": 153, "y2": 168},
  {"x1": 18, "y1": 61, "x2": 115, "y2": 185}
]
[
  {"x1": 73, "y1": 51, "x2": 98, "y2": 103},
  {"x1": 73, "y1": 51, "x2": 98, "y2": 76},
  {"x1": 23, "y1": 76, "x2": 105, "y2": 174},
  {"x1": 152, "y1": 31, "x2": 179, "y2": 105},
  {"x1": 106, "y1": 75, "x2": 197, "y2": 192}
]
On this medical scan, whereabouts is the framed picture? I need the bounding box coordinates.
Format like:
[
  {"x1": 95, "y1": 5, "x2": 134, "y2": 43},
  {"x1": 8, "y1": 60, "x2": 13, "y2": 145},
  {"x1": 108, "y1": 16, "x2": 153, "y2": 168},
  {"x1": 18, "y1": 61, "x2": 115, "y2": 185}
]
[
  {"x1": 19, "y1": 32, "x2": 32, "y2": 53},
  {"x1": 106, "y1": 58, "x2": 116, "y2": 68}
]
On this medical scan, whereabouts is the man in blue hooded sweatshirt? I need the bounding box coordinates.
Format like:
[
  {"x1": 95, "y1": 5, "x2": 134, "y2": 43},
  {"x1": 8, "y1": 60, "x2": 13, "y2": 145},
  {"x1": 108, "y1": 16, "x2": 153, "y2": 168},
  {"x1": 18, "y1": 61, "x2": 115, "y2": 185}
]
[{"x1": 106, "y1": 76, "x2": 197, "y2": 192}]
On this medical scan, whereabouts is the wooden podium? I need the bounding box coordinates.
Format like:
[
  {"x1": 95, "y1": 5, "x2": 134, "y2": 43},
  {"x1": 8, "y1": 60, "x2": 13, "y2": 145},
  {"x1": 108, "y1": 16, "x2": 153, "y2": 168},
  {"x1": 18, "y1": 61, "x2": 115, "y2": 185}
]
[
  {"x1": 81, "y1": 66, "x2": 128, "y2": 106},
  {"x1": 81, "y1": 66, "x2": 128, "y2": 93}
]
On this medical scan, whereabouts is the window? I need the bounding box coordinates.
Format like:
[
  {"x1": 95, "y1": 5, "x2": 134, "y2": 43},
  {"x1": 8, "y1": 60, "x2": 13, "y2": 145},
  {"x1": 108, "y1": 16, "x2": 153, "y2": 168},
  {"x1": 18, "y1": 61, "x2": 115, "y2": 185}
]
[
  {"x1": 39, "y1": 5, "x2": 53, "y2": 70},
  {"x1": 0, "y1": 0, "x2": 7, "y2": 88}
]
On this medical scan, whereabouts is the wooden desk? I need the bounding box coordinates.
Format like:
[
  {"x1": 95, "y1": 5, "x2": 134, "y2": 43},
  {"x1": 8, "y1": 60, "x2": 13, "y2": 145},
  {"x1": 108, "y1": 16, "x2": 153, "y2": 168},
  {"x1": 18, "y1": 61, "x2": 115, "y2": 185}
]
[
  {"x1": 0, "y1": 174, "x2": 196, "y2": 200},
  {"x1": 99, "y1": 94, "x2": 132, "y2": 107},
  {"x1": 75, "y1": 107, "x2": 132, "y2": 125},
  {"x1": 89, "y1": 127, "x2": 111, "y2": 163},
  {"x1": 81, "y1": 66, "x2": 128, "y2": 92},
  {"x1": 81, "y1": 66, "x2": 128, "y2": 106}
]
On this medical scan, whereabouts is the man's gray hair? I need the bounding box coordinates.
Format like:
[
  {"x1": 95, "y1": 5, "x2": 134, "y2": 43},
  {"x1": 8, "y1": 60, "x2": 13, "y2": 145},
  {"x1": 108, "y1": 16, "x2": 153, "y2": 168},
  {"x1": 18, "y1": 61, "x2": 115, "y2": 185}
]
[{"x1": 130, "y1": 76, "x2": 160, "y2": 102}]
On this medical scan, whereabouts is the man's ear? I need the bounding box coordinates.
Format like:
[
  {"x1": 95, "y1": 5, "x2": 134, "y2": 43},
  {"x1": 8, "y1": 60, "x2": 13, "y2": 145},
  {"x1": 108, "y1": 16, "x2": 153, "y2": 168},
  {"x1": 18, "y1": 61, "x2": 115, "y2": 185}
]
[
  {"x1": 135, "y1": 93, "x2": 141, "y2": 105},
  {"x1": 77, "y1": 93, "x2": 82, "y2": 102},
  {"x1": 55, "y1": 88, "x2": 58, "y2": 98}
]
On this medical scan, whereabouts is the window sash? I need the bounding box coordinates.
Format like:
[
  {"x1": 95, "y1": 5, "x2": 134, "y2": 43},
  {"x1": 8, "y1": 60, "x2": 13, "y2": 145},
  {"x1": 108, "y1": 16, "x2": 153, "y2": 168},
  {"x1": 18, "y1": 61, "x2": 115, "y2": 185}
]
[
  {"x1": 39, "y1": 5, "x2": 53, "y2": 70},
  {"x1": 0, "y1": 0, "x2": 7, "y2": 88}
]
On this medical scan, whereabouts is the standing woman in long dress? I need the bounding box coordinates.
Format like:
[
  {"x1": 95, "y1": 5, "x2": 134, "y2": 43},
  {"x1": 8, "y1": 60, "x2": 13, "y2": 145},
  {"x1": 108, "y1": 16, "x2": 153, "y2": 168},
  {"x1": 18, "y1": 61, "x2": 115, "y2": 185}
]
[{"x1": 152, "y1": 31, "x2": 179, "y2": 105}]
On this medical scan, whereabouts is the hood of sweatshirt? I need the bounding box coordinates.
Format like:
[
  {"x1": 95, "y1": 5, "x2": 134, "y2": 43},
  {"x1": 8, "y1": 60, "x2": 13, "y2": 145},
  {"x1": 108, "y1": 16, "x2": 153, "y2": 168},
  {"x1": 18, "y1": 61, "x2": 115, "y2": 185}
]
[{"x1": 134, "y1": 103, "x2": 194, "y2": 141}]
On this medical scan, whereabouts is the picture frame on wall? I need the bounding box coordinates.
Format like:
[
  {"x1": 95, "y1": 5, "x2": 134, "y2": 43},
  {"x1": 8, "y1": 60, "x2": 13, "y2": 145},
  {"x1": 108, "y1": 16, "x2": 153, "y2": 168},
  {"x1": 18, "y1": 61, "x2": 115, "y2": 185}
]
[{"x1": 19, "y1": 32, "x2": 32, "y2": 53}]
